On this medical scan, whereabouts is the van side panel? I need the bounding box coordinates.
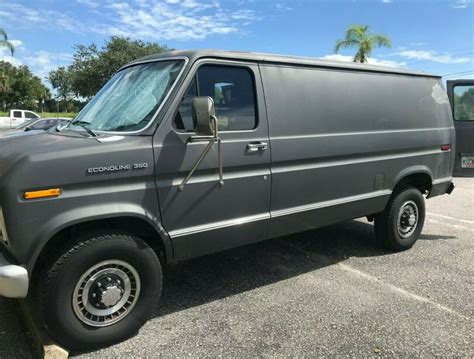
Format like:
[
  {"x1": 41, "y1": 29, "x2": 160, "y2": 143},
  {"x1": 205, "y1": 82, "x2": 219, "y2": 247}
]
[{"x1": 260, "y1": 65, "x2": 454, "y2": 238}]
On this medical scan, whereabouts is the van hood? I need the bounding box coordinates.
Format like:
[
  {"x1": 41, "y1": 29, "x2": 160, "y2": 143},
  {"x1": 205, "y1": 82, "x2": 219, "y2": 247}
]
[
  {"x1": 0, "y1": 131, "x2": 93, "y2": 178},
  {"x1": 0, "y1": 129, "x2": 42, "y2": 138},
  {"x1": 0, "y1": 131, "x2": 154, "y2": 192}
]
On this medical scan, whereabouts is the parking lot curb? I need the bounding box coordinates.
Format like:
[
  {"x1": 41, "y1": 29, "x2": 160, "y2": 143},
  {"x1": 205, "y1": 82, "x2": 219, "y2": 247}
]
[{"x1": 19, "y1": 299, "x2": 69, "y2": 359}]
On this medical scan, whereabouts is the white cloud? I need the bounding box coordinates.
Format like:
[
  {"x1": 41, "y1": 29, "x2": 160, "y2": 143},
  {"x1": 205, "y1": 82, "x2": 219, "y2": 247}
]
[
  {"x1": 76, "y1": 0, "x2": 99, "y2": 9},
  {"x1": 0, "y1": 1, "x2": 260, "y2": 42},
  {"x1": 23, "y1": 51, "x2": 73, "y2": 81},
  {"x1": 8, "y1": 40, "x2": 23, "y2": 49},
  {"x1": 95, "y1": 0, "x2": 259, "y2": 41},
  {"x1": 0, "y1": 39, "x2": 23, "y2": 66},
  {"x1": 0, "y1": 40, "x2": 72, "y2": 84},
  {"x1": 0, "y1": 3, "x2": 85, "y2": 33},
  {"x1": 0, "y1": 52, "x2": 22, "y2": 67},
  {"x1": 451, "y1": 0, "x2": 472, "y2": 8},
  {"x1": 381, "y1": 0, "x2": 392, "y2": 3},
  {"x1": 276, "y1": 3, "x2": 293, "y2": 11},
  {"x1": 320, "y1": 54, "x2": 406, "y2": 68},
  {"x1": 393, "y1": 50, "x2": 471, "y2": 64}
]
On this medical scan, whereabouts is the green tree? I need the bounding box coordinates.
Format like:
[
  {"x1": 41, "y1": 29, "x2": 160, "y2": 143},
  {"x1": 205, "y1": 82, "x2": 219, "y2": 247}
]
[
  {"x1": 66, "y1": 37, "x2": 170, "y2": 99},
  {"x1": 49, "y1": 66, "x2": 75, "y2": 113},
  {"x1": 0, "y1": 28, "x2": 14, "y2": 56},
  {"x1": 0, "y1": 61, "x2": 51, "y2": 110},
  {"x1": 334, "y1": 25, "x2": 391, "y2": 63},
  {"x1": 0, "y1": 69, "x2": 12, "y2": 111},
  {"x1": 454, "y1": 88, "x2": 474, "y2": 120}
]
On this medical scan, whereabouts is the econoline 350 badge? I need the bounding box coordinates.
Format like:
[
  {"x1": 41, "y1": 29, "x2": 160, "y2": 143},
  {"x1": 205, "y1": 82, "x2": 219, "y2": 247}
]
[{"x1": 87, "y1": 163, "x2": 148, "y2": 174}]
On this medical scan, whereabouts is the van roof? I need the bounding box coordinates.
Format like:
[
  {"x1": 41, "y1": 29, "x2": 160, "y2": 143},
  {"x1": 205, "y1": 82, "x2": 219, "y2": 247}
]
[{"x1": 124, "y1": 49, "x2": 441, "y2": 79}]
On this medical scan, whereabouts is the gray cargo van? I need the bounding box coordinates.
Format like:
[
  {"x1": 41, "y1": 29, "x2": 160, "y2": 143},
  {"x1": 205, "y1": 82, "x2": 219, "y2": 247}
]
[{"x1": 0, "y1": 50, "x2": 467, "y2": 350}]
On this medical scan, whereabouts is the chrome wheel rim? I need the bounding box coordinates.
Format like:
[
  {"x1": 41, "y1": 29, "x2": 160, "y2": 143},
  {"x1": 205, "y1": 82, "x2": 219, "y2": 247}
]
[
  {"x1": 72, "y1": 260, "x2": 141, "y2": 327},
  {"x1": 397, "y1": 200, "x2": 419, "y2": 239}
]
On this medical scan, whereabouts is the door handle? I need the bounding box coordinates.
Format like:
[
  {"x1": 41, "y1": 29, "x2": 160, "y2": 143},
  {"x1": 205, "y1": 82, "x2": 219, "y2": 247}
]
[{"x1": 247, "y1": 141, "x2": 269, "y2": 152}]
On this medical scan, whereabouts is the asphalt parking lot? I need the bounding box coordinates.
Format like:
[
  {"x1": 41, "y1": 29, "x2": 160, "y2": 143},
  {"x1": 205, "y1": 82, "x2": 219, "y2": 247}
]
[{"x1": 1, "y1": 178, "x2": 473, "y2": 358}]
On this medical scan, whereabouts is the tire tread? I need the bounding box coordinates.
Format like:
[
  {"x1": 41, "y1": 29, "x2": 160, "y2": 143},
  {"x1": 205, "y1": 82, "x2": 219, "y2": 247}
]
[{"x1": 375, "y1": 186, "x2": 425, "y2": 251}]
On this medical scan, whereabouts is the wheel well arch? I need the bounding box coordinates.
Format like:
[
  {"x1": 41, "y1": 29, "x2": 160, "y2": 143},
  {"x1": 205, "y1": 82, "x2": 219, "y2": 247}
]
[
  {"x1": 32, "y1": 216, "x2": 171, "y2": 283},
  {"x1": 392, "y1": 171, "x2": 433, "y2": 195}
]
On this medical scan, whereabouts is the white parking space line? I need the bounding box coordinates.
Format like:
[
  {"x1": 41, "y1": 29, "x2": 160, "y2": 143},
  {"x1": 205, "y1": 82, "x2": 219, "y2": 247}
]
[
  {"x1": 427, "y1": 212, "x2": 474, "y2": 225},
  {"x1": 282, "y1": 241, "x2": 470, "y2": 320},
  {"x1": 426, "y1": 217, "x2": 474, "y2": 232},
  {"x1": 337, "y1": 263, "x2": 469, "y2": 321}
]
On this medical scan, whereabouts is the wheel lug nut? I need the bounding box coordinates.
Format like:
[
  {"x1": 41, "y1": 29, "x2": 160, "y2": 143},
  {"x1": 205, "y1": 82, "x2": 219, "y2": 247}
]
[
  {"x1": 92, "y1": 293, "x2": 96, "y2": 298},
  {"x1": 97, "y1": 282, "x2": 102, "y2": 288},
  {"x1": 107, "y1": 277, "x2": 111, "y2": 282}
]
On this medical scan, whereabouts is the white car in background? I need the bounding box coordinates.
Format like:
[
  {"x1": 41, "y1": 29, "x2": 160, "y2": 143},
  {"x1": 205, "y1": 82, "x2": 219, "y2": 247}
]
[
  {"x1": 0, "y1": 109, "x2": 41, "y2": 129},
  {"x1": 0, "y1": 117, "x2": 71, "y2": 136}
]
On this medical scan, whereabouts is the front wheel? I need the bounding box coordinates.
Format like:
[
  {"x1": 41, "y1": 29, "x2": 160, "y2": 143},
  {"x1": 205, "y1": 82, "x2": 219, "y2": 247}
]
[
  {"x1": 374, "y1": 187, "x2": 425, "y2": 251},
  {"x1": 38, "y1": 232, "x2": 162, "y2": 351}
]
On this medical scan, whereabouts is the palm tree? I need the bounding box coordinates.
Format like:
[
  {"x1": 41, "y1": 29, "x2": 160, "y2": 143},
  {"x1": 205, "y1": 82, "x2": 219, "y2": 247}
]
[
  {"x1": 0, "y1": 28, "x2": 15, "y2": 56},
  {"x1": 334, "y1": 25, "x2": 391, "y2": 63}
]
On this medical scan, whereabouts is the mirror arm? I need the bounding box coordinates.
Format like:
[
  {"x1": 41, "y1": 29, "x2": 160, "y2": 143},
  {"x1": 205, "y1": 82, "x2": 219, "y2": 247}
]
[
  {"x1": 179, "y1": 115, "x2": 224, "y2": 191},
  {"x1": 179, "y1": 140, "x2": 215, "y2": 191}
]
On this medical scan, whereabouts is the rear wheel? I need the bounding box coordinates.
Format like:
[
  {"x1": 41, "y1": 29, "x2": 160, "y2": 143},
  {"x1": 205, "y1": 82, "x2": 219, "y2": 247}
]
[
  {"x1": 38, "y1": 232, "x2": 162, "y2": 351},
  {"x1": 374, "y1": 187, "x2": 425, "y2": 251}
]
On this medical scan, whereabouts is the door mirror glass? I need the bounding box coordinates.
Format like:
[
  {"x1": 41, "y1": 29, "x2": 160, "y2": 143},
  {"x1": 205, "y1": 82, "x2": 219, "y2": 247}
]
[
  {"x1": 192, "y1": 96, "x2": 216, "y2": 136},
  {"x1": 453, "y1": 85, "x2": 474, "y2": 121}
]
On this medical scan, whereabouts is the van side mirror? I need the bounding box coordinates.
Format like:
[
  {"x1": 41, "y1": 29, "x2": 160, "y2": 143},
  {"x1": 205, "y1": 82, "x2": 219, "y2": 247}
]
[
  {"x1": 192, "y1": 96, "x2": 216, "y2": 136},
  {"x1": 179, "y1": 96, "x2": 223, "y2": 191}
]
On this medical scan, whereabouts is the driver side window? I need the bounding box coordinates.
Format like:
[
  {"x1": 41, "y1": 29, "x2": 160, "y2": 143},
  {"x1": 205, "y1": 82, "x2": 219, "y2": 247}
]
[
  {"x1": 174, "y1": 65, "x2": 257, "y2": 132},
  {"x1": 25, "y1": 111, "x2": 38, "y2": 119},
  {"x1": 30, "y1": 120, "x2": 49, "y2": 130}
]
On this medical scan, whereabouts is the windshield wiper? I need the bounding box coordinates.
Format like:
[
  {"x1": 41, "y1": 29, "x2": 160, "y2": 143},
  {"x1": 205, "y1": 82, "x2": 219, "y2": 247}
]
[{"x1": 70, "y1": 120, "x2": 98, "y2": 138}]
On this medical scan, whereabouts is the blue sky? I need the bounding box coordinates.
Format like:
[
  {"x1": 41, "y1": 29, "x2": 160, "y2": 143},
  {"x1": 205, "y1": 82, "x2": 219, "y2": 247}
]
[{"x1": 0, "y1": 0, "x2": 473, "y2": 88}]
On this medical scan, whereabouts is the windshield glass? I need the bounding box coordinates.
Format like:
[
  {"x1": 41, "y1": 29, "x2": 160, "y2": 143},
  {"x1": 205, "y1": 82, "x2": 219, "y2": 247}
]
[
  {"x1": 15, "y1": 119, "x2": 37, "y2": 129},
  {"x1": 72, "y1": 60, "x2": 184, "y2": 132}
]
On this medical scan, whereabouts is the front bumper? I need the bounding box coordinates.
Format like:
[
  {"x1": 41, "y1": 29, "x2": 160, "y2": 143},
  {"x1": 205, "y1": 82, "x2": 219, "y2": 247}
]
[{"x1": 0, "y1": 251, "x2": 28, "y2": 298}]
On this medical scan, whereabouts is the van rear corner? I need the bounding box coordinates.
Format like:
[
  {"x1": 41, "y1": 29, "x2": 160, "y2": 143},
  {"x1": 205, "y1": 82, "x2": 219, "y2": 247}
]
[{"x1": 428, "y1": 178, "x2": 455, "y2": 199}]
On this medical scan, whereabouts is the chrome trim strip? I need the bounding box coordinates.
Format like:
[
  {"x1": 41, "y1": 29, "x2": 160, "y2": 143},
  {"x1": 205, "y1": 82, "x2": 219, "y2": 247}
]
[
  {"x1": 432, "y1": 176, "x2": 453, "y2": 185},
  {"x1": 169, "y1": 213, "x2": 270, "y2": 238},
  {"x1": 168, "y1": 190, "x2": 392, "y2": 238},
  {"x1": 272, "y1": 127, "x2": 455, "y2": 140},
  {"x1": 167, "y1": 168, "x2": 270, "y2": 186},
  {"x1": 76, "y1": 56, "x2": 190, "y2": 136},
  {"x1": 271, "y1": 190, "x2": 392, "y2": 218},
  {"x1": 272, "y1": 149, "x2": 446, "y2": 174}
]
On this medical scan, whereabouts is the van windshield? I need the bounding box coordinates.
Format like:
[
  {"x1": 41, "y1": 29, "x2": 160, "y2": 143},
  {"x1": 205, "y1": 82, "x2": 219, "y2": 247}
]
[{"x1": 72, "y1": 60, "x2": 184, "y2": 133}]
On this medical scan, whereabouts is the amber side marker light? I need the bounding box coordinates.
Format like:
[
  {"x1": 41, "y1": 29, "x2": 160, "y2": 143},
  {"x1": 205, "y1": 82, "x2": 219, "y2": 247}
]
[{"x1": 24, "y1": 188, "x2": 61, "y2": 200}]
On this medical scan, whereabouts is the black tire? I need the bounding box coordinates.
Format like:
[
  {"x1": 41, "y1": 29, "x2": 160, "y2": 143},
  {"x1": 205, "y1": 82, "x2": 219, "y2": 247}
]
[
  {"x1": 374, "y1": 186, "x2": 425, "y2": 251},
  {"x1": 38, "y1": 232, "x2": 162, "y2": 351}
]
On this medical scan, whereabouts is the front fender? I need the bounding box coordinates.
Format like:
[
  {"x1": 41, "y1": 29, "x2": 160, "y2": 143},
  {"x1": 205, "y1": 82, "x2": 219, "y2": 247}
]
[
  {"x1": 27, "y1": 203, "x2": 172, "y2": 272},
  {"x1": 23, "y1": 202, "x2": 172, "y2": 273}
]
